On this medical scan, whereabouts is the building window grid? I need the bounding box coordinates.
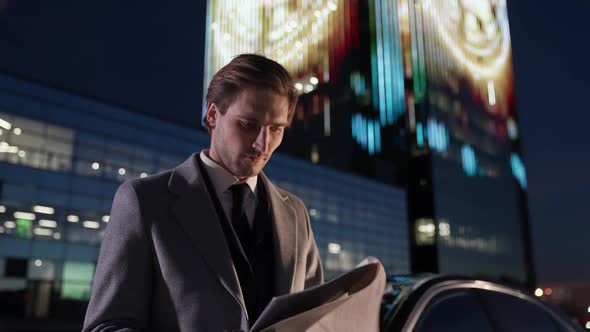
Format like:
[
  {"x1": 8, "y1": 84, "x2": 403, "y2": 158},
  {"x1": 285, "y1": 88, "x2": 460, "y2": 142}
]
[{"x1": 2, "y1": 111, "x2": 410, "y2": 277}]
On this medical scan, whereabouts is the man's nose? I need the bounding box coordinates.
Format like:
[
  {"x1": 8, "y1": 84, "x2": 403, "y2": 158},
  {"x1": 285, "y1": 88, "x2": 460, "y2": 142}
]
[{"x1": 253, "y1": 127, "x2": 268, "y2": 153}]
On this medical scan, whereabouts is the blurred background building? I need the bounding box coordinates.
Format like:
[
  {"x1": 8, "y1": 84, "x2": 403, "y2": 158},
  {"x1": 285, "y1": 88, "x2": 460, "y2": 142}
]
[{"x1": 0, "y1": 0, "x2": 536, "y2": 329}]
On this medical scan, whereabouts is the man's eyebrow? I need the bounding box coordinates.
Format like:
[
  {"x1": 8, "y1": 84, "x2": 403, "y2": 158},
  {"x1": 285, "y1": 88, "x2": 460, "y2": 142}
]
[
  {"x1": 271, "y1": 121, "x2": 289, "y2": 127},
  {"x1": 239, "y1": 116, "x2": 288, "y2": 127}
]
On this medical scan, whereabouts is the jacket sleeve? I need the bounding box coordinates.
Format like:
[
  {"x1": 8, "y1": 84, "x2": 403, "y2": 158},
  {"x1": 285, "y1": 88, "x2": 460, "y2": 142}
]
[
  {"x1": 301, "y1": 203, "x2": 324, "y2": 289},
  {"x1": 82, "y1": 181, "x2": 153, "y2": 332}
]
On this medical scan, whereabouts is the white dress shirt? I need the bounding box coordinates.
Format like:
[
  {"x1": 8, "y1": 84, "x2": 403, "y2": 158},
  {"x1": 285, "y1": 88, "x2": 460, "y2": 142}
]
[{"x1": 200, "y1": 150, "x2": 258, "y2": 229}]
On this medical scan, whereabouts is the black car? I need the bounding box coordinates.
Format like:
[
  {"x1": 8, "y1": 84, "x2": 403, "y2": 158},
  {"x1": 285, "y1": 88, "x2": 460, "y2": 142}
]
[{"x1": 381, "y1": 275, "x2": 583, "y2": 332}]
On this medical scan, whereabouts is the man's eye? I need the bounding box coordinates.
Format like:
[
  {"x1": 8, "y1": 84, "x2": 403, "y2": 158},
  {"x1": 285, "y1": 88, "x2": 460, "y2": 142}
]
[{"x1": 270, "y1": 127, "x2": 284, "y2": 133}]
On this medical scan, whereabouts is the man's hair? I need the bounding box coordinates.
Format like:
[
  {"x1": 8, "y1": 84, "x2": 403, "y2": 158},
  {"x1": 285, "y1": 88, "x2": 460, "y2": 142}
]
[{"x1": 204, "y1": 53, "x2": 299, "y2": 130}]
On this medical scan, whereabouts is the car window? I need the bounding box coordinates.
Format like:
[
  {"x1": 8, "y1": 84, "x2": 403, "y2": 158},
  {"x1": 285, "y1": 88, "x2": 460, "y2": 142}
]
[
  {"x1": 414, "y1": 289, "x2": 494, "y2": 332},
  {"x1": 475, "y1": 289, "x2": 567, "y2": 332}
]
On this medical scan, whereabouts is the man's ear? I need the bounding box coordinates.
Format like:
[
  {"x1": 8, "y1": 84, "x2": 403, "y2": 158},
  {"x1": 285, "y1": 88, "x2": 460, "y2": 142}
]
[{"x1": 205, "y1": 102, "x2": 218, "y2": 129}]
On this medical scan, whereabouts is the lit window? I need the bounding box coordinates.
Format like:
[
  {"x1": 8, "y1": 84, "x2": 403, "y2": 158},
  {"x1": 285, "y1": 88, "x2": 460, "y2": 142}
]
[
  {"x1": 328, "y1": 243, "x2": 341, "y2": 254},
  {"x1": 14, "y1": 212, "x2": 35, "y2": 220},
  {"x1": 33, "y1": 205, "x2": 54, "y2": 215},
  {"x1": 33, "y1": 227, "x2": 53, "y2": 236},
  {"x1": 67, "y1": 215, "x2": 79, "y2": 223},
  {"x1": 38, "y1": 219, "x2": 57, "y2": 228},
  {"x1": 83, "y1": 221, "x2": 100, "y2": 229}
]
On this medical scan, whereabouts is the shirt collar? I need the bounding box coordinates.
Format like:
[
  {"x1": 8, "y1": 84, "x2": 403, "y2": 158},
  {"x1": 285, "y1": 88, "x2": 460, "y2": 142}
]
[{"x1": 199, "y1": 150, "x2": 258, "y2": 196}]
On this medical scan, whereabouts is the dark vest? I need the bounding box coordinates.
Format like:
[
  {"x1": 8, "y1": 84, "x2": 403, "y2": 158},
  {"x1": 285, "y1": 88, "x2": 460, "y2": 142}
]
[{"x1": 196, "y1": 158, "x2": 275, "y2": 324}]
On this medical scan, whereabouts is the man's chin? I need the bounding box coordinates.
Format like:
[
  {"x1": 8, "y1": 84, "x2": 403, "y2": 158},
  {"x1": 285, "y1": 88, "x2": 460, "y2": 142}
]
[{"x1": 233, "y1": 165, "x2": 263, "y2": 178}]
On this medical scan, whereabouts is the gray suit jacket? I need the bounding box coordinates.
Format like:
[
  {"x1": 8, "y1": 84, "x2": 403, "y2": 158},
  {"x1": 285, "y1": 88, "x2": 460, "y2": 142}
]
[{"x1": 83, "y1": 153, "x2": 323, "y2": 332}]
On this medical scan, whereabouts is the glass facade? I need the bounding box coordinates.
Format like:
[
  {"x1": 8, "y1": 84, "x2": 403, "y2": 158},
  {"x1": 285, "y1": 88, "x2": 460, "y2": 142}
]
[
  {"x1": 399, "y1": 0, "x2": 533, "y2": 285},
  {"x1": 0, "y1": 74, "x2": 408, "y2": 321}
]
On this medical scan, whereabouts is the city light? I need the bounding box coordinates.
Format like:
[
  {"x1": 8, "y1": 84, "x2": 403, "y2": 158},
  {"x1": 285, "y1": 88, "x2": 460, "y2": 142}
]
[
  {"x1": 416, "y1": 123, "x2": 424, "y2": 147},
  {"x1": 34, "y1": 259, "x2": 42, "y2": 267},
  {"x1": 544, "y1": 288, "x2": 552, "y2": 296},
  {"x1": 53, "y1": 232, "x2": 61, "y2": 240},
  {"x1": 17, "y1": 150, "x2": 25, "y2": 157},
  {"x1": 310, "y1": 146, "x2": 320, "y2": 164},
  {"x1": 118, "y1": 168, "x2": 126, "y2": 175},
  {"x1": 328, "y1": 243, "x2": 341, "y2": 254},
  {"x1": 0, "y1": 117, "x2": 11, "y2": 130},
  {"x1": 0, "y1": 142, "x2": 19, "y2": 153},
  {"x1": 0, "y1": 205, "x2": 5, "y2": 213},
  {"x1": 421, "y1": 0, "x2": 511, "y2": 78},
  {"x1": 33, "y1": 205, "x2": 54, "y2": 215},
  {"x1": 439, "y1": 220, "x2": 451, "y2": 237},
  {"x1": 92, "y1": 162, "x2": 100, "y2": 170},
  {"x1": 13, "y1": 127, "x2": 22, "y2": 135},
  {"x1": 507, "y1": 118, "x2": 518, "y2": 140},
  {"x1": 534, "y1": 288, "x2": 543, "y2": 297},
  {"x1": 309, "y1": 209, "x2": 317, "y2": 217},
  {"x1": 140, "y1": 172, "x2": 148, "y2": 178},
  {"x1": 38, "y1": 219, "x2": 57, "y2": 228},
  {"x1": 585, "y1": 321, "x2": 590, "y2": 330},
  {"x1": 510, "y1": 154, "x2": 527, "y2": 189},
  {"x1": 309, "y1": 77, "x2": 319, "y2": 85},
  {"x1": 13, "y1": 212, "x2": 35, "y2": 220},
  {"x1": 294, "y1": 83, "x2": 303, "y2": 91},
  {"x1": 418, "y1": 224, "x2": 436, "y2": 233},
  {"x1": 67, "y1": 215, "x2": 79, "y2": 223},
  {"x1": 487, "y1": 80, "x2": 496, "y2": 106},
  {"x1": 461, "y1": 145, "x2": 478, "y2": 177},
  {"x1": 83, "y1": 221, "x2": 100, "y2": 229},
  {"x1": 102, "y1": 215, "x2": 110, "y2": 223},
  {"x1": 33, "y1": 227, "x2": 53, "y2": 236},
  {"x1": 427, "y1": 118, "x2": 449, "y2": 153},
  {"x1": 4, "y1": 221, "x2": 16, "y2": 229}
]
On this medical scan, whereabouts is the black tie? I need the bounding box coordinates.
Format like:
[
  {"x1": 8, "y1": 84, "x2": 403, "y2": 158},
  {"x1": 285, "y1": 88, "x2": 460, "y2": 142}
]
[{"x1": 230, "y1": 183, "x2": 252, "y2": 252}]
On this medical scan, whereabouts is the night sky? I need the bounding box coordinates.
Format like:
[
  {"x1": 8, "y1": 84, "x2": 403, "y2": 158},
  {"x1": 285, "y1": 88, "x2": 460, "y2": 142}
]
[{"x1": 0, "y1": 0, "x2": 588, "y2": 283}]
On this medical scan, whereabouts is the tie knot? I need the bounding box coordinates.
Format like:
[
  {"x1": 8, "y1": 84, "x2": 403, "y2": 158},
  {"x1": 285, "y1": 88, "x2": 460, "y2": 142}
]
[{"x1": 230, "y1": 183, "x2": 251, "y2": 210}]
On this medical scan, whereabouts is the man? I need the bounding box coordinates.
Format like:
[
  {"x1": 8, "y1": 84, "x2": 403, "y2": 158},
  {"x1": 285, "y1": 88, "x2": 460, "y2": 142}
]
[{"x1": 83, "y1": 54, "x2": 323, "y2": 332}]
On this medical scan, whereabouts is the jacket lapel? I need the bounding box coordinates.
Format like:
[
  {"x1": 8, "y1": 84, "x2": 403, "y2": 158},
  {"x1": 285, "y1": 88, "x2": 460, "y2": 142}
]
[
  {"x1": 259, "y1": 172, "x2": 298, "y2": 296},
  {"x1": 168, "y1": 153, "x2": 246, "y2": 314}
]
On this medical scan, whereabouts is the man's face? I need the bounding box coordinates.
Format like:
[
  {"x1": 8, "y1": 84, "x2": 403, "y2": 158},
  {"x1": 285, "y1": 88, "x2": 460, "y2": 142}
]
[{"x1": 206, "y1": 88, "x2": 290, "y2": 179}]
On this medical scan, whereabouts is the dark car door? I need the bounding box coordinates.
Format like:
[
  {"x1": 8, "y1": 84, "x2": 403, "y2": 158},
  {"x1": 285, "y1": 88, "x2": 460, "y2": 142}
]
[
  {"x1": 475, "y1": 289, "x2": 579, "y2": 332},
  {"x1": 412, "y1": 289, "x2": 494, "y2": 332}
]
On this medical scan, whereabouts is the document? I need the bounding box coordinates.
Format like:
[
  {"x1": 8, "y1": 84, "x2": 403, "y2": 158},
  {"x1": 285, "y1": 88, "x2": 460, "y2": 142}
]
[{"x1": 250, "y1": 257, "x2": 385, "y2": 332}]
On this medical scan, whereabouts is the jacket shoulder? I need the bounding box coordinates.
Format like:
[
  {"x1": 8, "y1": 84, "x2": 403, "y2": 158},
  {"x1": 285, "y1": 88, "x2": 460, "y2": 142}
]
[{"x1": 118, "y1": 169, "x2": 174, "y2": 203}]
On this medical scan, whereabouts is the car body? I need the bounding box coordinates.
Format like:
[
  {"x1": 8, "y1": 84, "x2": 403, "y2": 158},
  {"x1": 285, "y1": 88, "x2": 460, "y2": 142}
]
[{"x1": 381, "y1": 275, "x2": 583, "y2": 332}]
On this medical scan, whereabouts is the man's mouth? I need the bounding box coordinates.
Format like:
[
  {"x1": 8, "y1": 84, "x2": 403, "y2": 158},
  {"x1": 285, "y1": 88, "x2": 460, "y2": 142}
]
[{"x1": 245, "y1": 155, "x2": 266, "y2": 161}]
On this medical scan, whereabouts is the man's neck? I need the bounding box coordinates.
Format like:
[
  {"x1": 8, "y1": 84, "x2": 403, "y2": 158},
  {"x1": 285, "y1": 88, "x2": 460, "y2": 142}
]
[{"x1": 203, "y1": 149, "x2": 248, "y2": 182}]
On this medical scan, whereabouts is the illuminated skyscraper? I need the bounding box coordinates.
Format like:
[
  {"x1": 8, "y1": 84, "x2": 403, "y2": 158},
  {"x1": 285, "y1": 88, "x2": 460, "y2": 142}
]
[{"x1": 204, "y1": 0, "x2": 534, "y2": 287}]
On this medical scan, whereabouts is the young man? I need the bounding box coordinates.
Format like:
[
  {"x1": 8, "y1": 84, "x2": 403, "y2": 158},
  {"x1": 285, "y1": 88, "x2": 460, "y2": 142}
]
[{"x1": 83, "y1": 54, "x2": 323, "y2": 332}]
